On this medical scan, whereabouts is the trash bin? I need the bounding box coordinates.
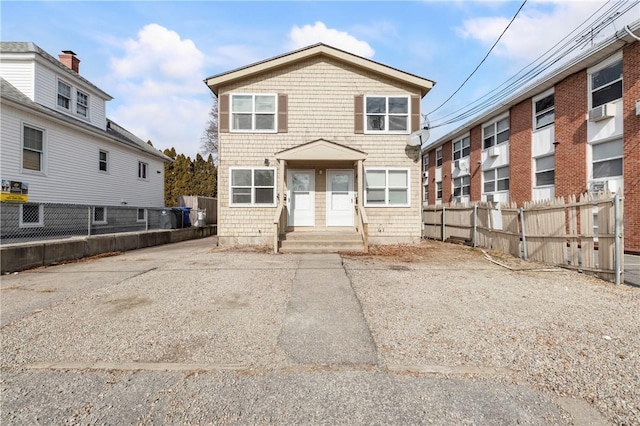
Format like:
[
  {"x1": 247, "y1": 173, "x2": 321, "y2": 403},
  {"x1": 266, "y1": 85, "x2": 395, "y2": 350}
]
[
  {"x1": 173, "y1": 207, "x2": 192, "y2": 228},
  {"x1": 160, "y1": 209, "x2": 177, "y2": 229}
]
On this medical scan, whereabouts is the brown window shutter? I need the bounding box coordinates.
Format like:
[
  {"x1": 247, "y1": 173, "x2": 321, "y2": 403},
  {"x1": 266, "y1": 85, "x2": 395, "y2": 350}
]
[
  {"x1": 219, "y1": 94, "x2": 229, "y2": 133},
  {"x1": 354, "y1": 95, "x2": 364, "y2": 134},
  {"x1": 278, "y1": 94, "x2": 288, "y2": 133},
  {"x1": 411, "y1": 95, "x2": 421, "y2": 132}
]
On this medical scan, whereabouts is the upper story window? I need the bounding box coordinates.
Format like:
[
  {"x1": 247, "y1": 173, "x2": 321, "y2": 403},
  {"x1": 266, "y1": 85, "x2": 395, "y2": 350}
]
[
  {"x1": 436, "y1": 181, "x2": 443, "y2": 201},
  {"x1": 76, "y1": 90, "x2": 89, "y2": 117},
  {"x1": 483, "y1": 116, "x2": 509, "y2": 149},
  {"x1": 591, "y1": 58, "x2": 622, "y2": 108},
  {"x1": 422, "y1": 154, "x2": 429, "y2": 173},
  {"x1": 57, "y1": 80, "x2": 71, "y2": 110},
  {"x1": 231, "y1": 94, "x2": 276, "y2": 131},
  {"x1": 230, "y1": 167, "x2": 276, "y2": 206},
  {"x1": 365, "y1": 96, "x2": 409, "y2": 133},
  {"x1": 435, "y1": 148, "x2": 443, "y2": 167},
  {"x1": 592, "y1": 138, "x2": 623, "y2": 179},
  {"x1": 99, "y1": 150, "x2": 108, "y2": 172},
  {"x1": 365, "y1": 168, "x2": 410, "y2": 207},
  {"x1": 23, "y1": 125, "x2": 44, "y2": 172},
  {"x1": 453, "y1": 136, "x2": 470, "y2": 160},
  {"x1": 138, "y1": 161, "x2": 148, "y2": 180},
  {"x1": 534, "y1": 92, "x2": 555, "y2": 129}
]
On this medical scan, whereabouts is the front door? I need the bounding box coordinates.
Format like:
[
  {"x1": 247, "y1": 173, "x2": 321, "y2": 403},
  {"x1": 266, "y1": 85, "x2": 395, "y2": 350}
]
[
  {"x1": 287, "y1": 170, "x2": 315, "y2": 227},
  {"x1": 326, "y1": 170, "x2": 354, "y2": 227}
]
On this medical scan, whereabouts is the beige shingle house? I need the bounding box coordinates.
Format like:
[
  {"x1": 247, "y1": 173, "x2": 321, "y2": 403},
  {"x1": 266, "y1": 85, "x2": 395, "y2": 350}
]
[{"x1": 205, "y1": 44, "x2": 434, "y2": 252}]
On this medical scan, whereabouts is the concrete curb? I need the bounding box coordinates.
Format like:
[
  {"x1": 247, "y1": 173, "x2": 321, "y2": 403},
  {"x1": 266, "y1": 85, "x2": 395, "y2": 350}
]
[{"x1": 1, "y1": 226, "x2": 216, "y2": 274}]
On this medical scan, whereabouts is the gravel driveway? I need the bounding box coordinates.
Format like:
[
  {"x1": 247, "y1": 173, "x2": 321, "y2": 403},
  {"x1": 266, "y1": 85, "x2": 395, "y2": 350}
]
[{"x1": 1, "y1": 237, "x2": 638, "y2": 424}]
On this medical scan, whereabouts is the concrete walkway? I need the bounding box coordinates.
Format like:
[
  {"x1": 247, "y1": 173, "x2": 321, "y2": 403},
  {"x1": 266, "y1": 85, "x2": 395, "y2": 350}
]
[{"x1": 279, "y1": 254, "x2": 377, "y2": 365}]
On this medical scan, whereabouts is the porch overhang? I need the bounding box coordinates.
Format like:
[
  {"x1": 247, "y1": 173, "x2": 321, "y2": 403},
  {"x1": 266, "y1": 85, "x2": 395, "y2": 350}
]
[{"x1": 275, "y1": 138, "x2": 367, "y2": 161}]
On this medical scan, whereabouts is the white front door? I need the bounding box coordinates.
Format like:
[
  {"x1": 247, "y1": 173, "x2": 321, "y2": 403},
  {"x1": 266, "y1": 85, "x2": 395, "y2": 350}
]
[
  {"x1": 326, "y1": 170, "x2": 354, "y2": 227},
  {"x1": 287, "y1": 170, "x2": 315, "y2": 227}
]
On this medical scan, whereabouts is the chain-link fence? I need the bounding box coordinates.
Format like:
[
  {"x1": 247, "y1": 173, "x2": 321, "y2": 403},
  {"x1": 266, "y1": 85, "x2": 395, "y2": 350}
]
[{"x1": 0, "y1": 202, "x2": 196, "y2": 245}]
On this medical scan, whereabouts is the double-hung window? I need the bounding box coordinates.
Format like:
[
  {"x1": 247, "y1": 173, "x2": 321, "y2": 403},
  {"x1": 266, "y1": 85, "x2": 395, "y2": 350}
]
[
  {"x1": 138, "y1": 161, "x2": 148, "y2": 180},
  {"x1": 365, "y1": 96, "x2": 409, "y2": 133},
  {"x1": 99, "y1": 150, "x2": 108, "y2": 172},
  {"x1": 231, "y1": 94, "x2": 276, "y2": 131},
  {"x1": 76, "y1": 90, "x2": 89, "y2": 117},
  {"x1": 19, "y1": 204, "x2": 44, "y2": 228},
  {"x1": 453, "y1": 136, "x2": 470, "y2": 161},
  {"x1": 230, "y1": 167, "x2": 276, "y2": 206},
  {"x1": 453, "y1": 176, "x2": 470, "y2": 199},
  {"x1": 592, "y1": 139, "x2": 623, "y2": 179},
  {"x1": 435, "y1": 148, "x2": 443, "y2": 167},
  {"x1": 534, "y1": 93, "x2": 555, "y2": 129},
  {"x1": 436, "y1": 181, "x2": 443, "y2": 201},
  {"x1": 365, "y1": 168, "x2": 410, "y2": 206},
  {"x1": 23, "y1": 125, "x2": 44, "y2": 172},
  {"x1": 483, "y1": 166, "x2": 509, "y2": 193},
  {"x1": 591, "y1": 59, "x2": 622, "y2": 108},
  {"x1": 483, "y1": 117, "x2": 509, "y2": 149},
  {"x1": 535, "y1": 155, "x2": 555, "y2": 186},
  {"x1": 57, "y1": 80, "x2": 71, "y2": 110}
]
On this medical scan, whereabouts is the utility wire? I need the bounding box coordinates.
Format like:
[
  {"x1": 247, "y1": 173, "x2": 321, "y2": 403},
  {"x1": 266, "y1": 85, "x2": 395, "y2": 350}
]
[{"x1": 426, "y1": 0, "x2": 528, "y2": 117}]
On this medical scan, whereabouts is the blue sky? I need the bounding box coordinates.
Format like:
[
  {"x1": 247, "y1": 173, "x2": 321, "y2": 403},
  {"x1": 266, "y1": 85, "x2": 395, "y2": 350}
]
[{"x1": 2, "y1": 1, "x2": 638, "y2": 158}]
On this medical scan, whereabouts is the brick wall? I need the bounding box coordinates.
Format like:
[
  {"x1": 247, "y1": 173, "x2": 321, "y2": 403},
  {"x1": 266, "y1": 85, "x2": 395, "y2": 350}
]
[
  {"x1": 427, "y1": 149, "x2": 436, "y2": 205},
  {"x1": 509, "y1": 99, "x2": 533, "y2": 205},
  {"x1": 623, "y1": 41, "x2": 640, "y2": 253},
  {"x1": 469, "y1": 125, "x2": 483, "y2": 201},
  {"x1": 554, "y1": 71, "x2": 588, "y2": 198},
  {"x1": 441, "y1": 141, "x2": 452, "y2": 202}
]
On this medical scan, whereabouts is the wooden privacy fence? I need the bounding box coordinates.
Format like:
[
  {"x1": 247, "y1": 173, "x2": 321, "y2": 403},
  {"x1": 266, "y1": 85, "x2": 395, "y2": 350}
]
[
  {"x1": 423, "y1": 193, "x2": 624, "y2": 284},
  {"x1": 177, "y1": 195, "x2": 218, "y2": 225}
]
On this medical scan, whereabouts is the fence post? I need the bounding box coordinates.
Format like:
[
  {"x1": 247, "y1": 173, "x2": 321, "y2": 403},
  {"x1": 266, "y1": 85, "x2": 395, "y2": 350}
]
[
  {"x1": 87, "y1": 206, "x2": 91, "y2": 236},
  {"x1": 145, "y1": 209, "x2": 149, "y2": 231},
  {"x1": 472, "y1": 204, "x2": 477, "y2": 247},
  {"x1": 519, "y1": 208, "x2": 528, "y2": 260},
  {"x1": 441, "y1": 205, "x2": 446, "y2": 242},
  {"x1": 614, "y1": 193, "x2": 622, "y2": 285}
]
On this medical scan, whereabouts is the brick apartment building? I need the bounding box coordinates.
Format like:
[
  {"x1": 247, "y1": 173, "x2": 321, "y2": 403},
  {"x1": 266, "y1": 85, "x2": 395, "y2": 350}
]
[{"x1": 422, "y1": 21, "x2": 640, "y2": 253}]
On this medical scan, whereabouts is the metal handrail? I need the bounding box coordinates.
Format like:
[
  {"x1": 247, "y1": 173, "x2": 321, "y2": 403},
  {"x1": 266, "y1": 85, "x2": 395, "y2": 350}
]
[
  {"x1": 355, "y1": 204, "x2": 369, "y2": 253},
  {"x1": 272, "y1": 201, "x2": 284, "y2": 253}
]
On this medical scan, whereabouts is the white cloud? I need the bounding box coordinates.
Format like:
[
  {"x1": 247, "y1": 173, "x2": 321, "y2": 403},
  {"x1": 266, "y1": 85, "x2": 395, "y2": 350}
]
[
  {"x1": 288, "y1": 21, "x2": 375, "y2": 58},
  {"x1": 107, "y1": 24, "x2": 212, "y2": 158}
]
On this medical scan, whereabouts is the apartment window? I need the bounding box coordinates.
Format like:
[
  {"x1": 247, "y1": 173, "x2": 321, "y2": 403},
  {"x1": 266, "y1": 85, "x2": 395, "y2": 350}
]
[
  {"x1": 99, "y1": 150, "x2": 108, "y2": 172},
  {"x1": 137, "y1": 208, "x2": 146, "y2": 222},
  {"x1": 23, "y1": 125, "x2": 44, "y2": 172},
  {"x1": 453, "y1": 136, "x2": 470, "y2": 161},
  {"x1": 230, "y1": 167, "x2": 276, "y2": 206},
  {"x1": 57, "y1": 80, "x2": 71, "y2": 110},
  {"x1": 19, "y1": 204, "x2": 43, "y2": 228},
  {"x1": 76, "y1": 90, "x2": 89, "y2": 117},
  {"x1": 424, "y1": 184, "x2": 429, "y2": 203},
  {"x1": 365, "y1": 168, "x2": 410, "y2": 206},
  {"x1": 535, "y1": 155, "x2": 555, "y2": 186},
  {"x1": 592, "y1": 139, "x2": 623, "y2": 179},
  {"x1": 453, "y1": 175, "x2": 470, "y2": 198},
  {"x1": 138, "y1": 161, "x2": 148, "y2": 180},
  {"x1": 231, "y1": 94, "x2": 276, "y2": 131},
  {"x1": 436, "y1": 148, "x2": 443, "y2": 167},
  {"x1": 483, "y1": 117, "x2": 509, "y2": 149},
  {"x1": 483, "y1": 166, "x2": 510, "y2": 193},
  {"x1": 591, "y1": 59, "x2": 622, "y2": 108},
  {"x1": 423, "y1": 154, "x2": 429, "y2": 173},
  {"x1": 436, "y1": 181, "x2": 443, "y2": 201},
  {"x1": 93, "y1": 207, "x2": 107, "y2": 224},
  {"x1": 534, "y1": 93, "x2": 555, "y2": 129},
  {"x1": 365, "y1": 96, "x2": 409, "y2": 133}
]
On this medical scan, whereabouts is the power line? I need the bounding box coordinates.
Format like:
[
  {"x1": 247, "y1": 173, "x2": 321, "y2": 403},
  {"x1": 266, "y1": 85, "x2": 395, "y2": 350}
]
[{"x1": 426, "y1": 0, "x2": 528, "y2": 117}]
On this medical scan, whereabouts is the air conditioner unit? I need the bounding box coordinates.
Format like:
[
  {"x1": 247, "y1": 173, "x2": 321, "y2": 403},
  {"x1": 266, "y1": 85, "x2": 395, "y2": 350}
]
[
  {"x1": 458, "y1": 159, "x2": 469, "y2": 172},
  {"x1": 454, "y1": 160, "x2": 460, "y2": 169},
  {"x1": 588, "y1": 104, "x2": 614, "y2": 122},
  {"x1": 485, "y1": 194, "x2": 494, "y2": 203},
  {"x1": 488, "y1": 147, "x2": 499, "y2": 157}
]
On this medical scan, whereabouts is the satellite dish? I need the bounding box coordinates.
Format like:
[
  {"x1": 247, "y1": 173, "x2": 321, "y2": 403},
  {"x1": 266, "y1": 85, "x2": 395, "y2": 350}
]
[{"x1": 406, "y1": 127, "x2": 430, "y2": 147}]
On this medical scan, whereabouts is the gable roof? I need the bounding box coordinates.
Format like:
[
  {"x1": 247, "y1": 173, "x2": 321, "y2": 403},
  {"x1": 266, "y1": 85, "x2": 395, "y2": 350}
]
[
  {"x1": 275, "y1": 138, "x2": 368, "y2": 161},
  {"x1": 1, "y1": 77, "x2": 171, "y2": 162},
  {"x1": 205, "y1": 43, "x2": 435, "y2": 97},
  {"x1": 0, "y1": 42, "x2": 112, "y2": 99}
]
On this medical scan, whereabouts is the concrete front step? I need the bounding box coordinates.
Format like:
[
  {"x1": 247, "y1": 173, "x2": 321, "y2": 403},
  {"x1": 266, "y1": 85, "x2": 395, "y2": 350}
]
[{"x1": 279, "y1": 231, "x2": 365, "y2": 253}]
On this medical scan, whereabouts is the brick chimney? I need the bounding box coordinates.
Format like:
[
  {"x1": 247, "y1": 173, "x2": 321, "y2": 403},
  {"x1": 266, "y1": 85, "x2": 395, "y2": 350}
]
[{"x1": 58, "y1": 50, "x2": 80, "y2": 73}]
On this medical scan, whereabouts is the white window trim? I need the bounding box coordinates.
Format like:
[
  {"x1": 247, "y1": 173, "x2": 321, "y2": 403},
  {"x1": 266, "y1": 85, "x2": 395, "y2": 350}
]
[
  {"x1": 587, "y1": 52, "x2": 623, "y2": 110},
  {"x1": 76, "y1": 89, "x2": 89, "y2": 119},
  {"x1": 590, "y1": 137, "x2": 623, "y2": 180},
  {"x1": 19, "y1": 204, "x2": 44, "y2": 228},
  {"x1": 422, "y1": 154, "x2": 429, "y2": 173},
  {"x1": 229, "y1": 93, "x2": 278, "y2": 133},
  {"x1": 21, "y1": 122, "x2": 46, "y2": 175},
  {"x1": 532, "y1": 89, "x2": 555, "y2": 131},
  {"x1": 435, "y1": 181, "x2": 443, "y2": 201},
  {"x1": 453, "y1": 175, "x2": 471, "y2": 198},
  {"x1": 138, "y1": 161, "x2": 148, "y2": 181},
  {"x1": 57, "y1": 78, "x2": 72, "y2": 111},
  {"x1": 363, "y1": 95, "x2": 411, "y2": 135},
  {"x1": 137, "y1": 208, "x2": 147, "y2": 223},
  {"x1": 364, "y1": 167, "x2": 411, "y2": 207},
  {"x1": 435, "y1": 147, "x2": 443, "y2": 168},
  {"x1": 229, "y1": 167, "x2": 277, "y2": 207},
  {"x1": 482, "y1": 113, "x2": 510, "y2": 150},
  {"x1": 452, "y1": 134, "x2": 471, "y2": 161},
  {"x1": 99, "y1": 149, "x2": 108, "y2": 173},
  {"x1": 92, "y1": 206, "x2": 107, "y2": 225},
  {"x1": 533, "y1": 154, "x2": 555, "y2": 188},
  {"x1": 483, "y1": 166, "x2": 510, "y2": 195}
]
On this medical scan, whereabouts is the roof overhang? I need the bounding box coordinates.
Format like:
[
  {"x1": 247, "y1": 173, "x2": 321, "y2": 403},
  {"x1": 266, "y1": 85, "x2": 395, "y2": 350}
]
[
  {"x1": 205, "y1": 43, "x2": 434, "y2": 98},
  {"x1": 275, "y1": 139, "x2": 367, "y2": 161}
]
